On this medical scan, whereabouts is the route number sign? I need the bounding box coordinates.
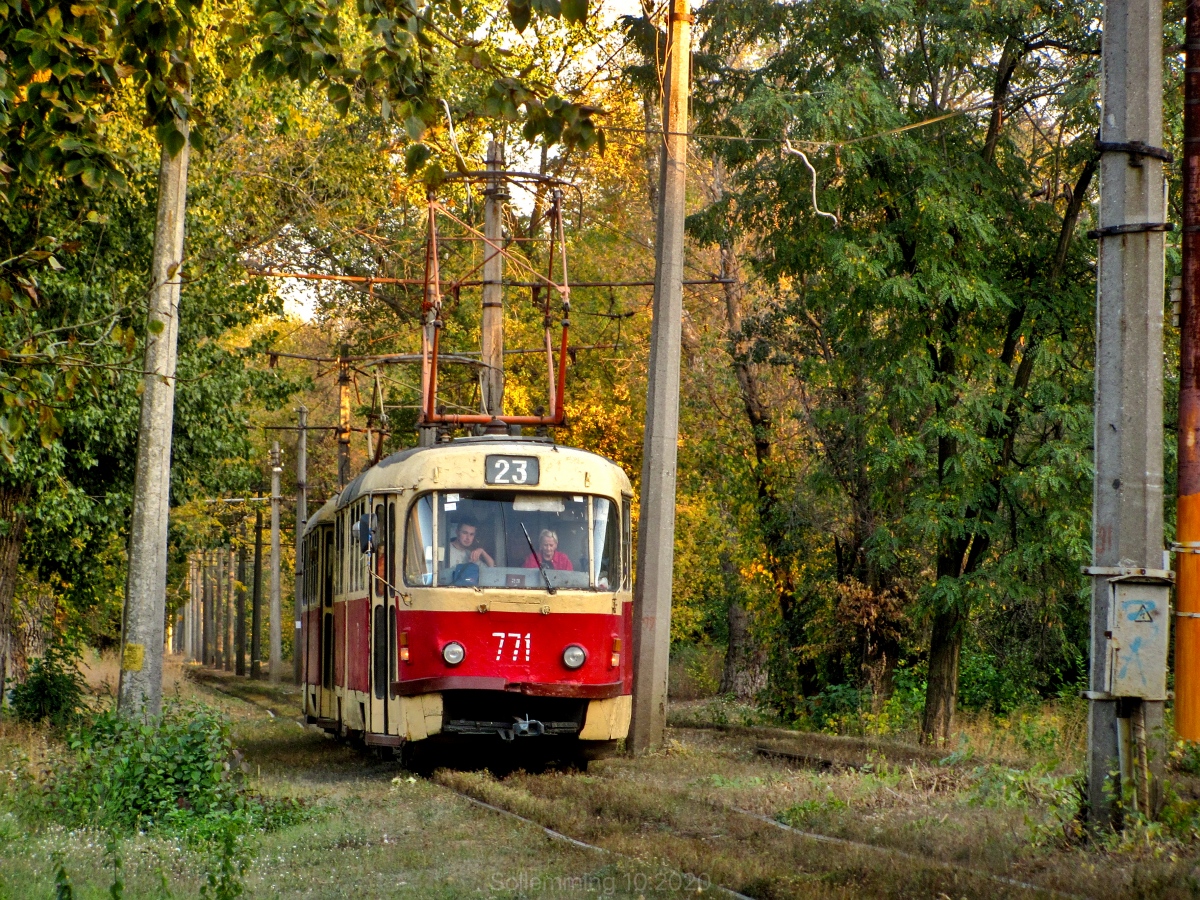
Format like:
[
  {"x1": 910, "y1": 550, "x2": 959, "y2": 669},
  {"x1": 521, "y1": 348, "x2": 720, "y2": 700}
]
[{"x1": 485, "y1": 455, "x2": 539, "y2": 485}]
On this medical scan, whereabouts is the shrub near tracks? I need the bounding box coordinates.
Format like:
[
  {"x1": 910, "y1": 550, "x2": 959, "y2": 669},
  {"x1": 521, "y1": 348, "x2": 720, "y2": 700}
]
[{"x1": 44, "y1": 700, "x2": 304, "y2": 837}]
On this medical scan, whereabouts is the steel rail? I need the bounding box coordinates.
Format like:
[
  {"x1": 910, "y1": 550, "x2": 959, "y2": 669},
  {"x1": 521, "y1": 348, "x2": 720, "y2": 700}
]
[{"x1": 441, "y1": 787, "x2": 757, "y2": 900}]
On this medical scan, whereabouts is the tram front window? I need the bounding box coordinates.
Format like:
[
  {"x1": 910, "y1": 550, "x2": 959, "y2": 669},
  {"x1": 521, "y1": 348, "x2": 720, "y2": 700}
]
[{"x1": 401, "y1": 491, "x2": 619, "y2": 590}]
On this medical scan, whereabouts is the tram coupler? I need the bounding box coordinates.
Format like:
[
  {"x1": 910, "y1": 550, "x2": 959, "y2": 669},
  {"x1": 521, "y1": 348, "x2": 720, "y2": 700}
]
[{"x1": 498, "y1": 716, "x2": 546, "y2": 740}]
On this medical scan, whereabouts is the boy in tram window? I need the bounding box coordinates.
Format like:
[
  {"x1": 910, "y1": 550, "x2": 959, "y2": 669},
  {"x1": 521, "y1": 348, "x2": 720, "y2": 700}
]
[
  {"x1": 447, "y1": 519, "x2": 495, "y2": 569},
  {"x1": 524, "y1": 528, "x2": 573, "y2": 571}
]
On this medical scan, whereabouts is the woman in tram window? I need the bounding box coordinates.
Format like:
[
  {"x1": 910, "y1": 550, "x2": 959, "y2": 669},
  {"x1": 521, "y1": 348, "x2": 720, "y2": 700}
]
[{"x1": 524, "y1": 528, "x2": 573, "y2": 571}]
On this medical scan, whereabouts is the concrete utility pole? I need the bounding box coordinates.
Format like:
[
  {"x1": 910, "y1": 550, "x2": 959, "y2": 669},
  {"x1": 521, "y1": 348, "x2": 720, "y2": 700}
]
[
  {"x1": 294, "y1": 406, "x2": 307, "y2": 684},
  {"x1": 192, "y1": 553, "x2": 202, "y2": 663},
  {"x1": 251, "y1": 506, "x2": 263, "y2": 679},
  {"x1": 1087, "y1": 0, "x2": 1172, "y2": 827},
  {"x1": 117, "y1": 127, "x2": 191, "y2": 718},
  {"x1": 203, "y1": 551, "x2": 214, "y2": 666},
  {"x1": 225, "y1": 548, "x2": 235, "y2": 672},
  {"x1": 184, "y1": 555, "x2": 195, "y2": 663},
  {"x1": 629, "y1": 0, "x2": 691, "y2": 755},
  {"x1": 236, "y1": 537, "x2": 247, "y2": 677},
  {"x1": 337, "y1": 346, "x2": 351, "y2": 487},
  {"x1": 1177, "y1": 0, "x2": 1200, "y2": 743},
  {"x1": 216, "y1": 550, "x2": 226, "y2": 670},
  {"x1": 482, "y1": 142, "x2": 506, "y2": 416},
  {"x1": 269, "y1": 442, "x2": 283, "y2": 682}
]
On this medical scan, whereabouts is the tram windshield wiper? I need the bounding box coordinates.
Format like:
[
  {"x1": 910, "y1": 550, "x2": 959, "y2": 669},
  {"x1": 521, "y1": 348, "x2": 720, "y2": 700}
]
[{"x1": 520, "y1": 523, "x2": 556, "y2": 595}]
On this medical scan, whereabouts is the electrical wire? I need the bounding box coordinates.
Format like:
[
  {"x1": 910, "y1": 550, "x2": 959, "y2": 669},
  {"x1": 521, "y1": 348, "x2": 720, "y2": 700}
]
[{"x1": 782, "y1": 142, "x2": 839, "y2": 227}]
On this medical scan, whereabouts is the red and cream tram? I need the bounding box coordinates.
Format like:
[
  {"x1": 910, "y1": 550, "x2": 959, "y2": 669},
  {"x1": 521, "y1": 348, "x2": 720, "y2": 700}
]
[{"x1": 299, "y1": 435, "x2": 634, "y2": 760}]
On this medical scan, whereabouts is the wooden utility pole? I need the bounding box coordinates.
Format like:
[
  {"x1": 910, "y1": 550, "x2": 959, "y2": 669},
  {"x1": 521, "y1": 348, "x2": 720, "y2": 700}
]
[
  {"x1": 269, "y1": 442, "x2": 283, "y2": 682},
  {"x1": 1087, "y1": 0, "x2": 1172, "y2": 826},
  {"x1": 629, "y1": 0, "x2": 690, "y2": 754},
  {"x1": 236, "y1": 535, "x2": 247, "y2": 677},
  {"x1": 294, "y1": 406, "x2": 307, "y2": 684},
  {"x1": 337, "y1": 347, "x2": 351, "y2": 487},
  {"x1": 117, "y1": 126, "x2": 191, "y2": 718},
  {"x1": 1178, "y1": 0, "x2": 1200, "y2": 743},
  {"x1": 482, "y1": 142, "x2": 506, "y2": 416},
  {"x1": 251, "y1": 506, "x2": 264, "y2": 679}
]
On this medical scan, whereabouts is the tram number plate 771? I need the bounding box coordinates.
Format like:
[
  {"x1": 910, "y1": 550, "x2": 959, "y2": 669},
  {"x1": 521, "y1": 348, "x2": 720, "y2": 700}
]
[
  {"x1": 493, "y1": 632, "x2": 531, "y2": 662},
  {"x1": 485, "y1": 455, "x2": 539, "y2": 485}
]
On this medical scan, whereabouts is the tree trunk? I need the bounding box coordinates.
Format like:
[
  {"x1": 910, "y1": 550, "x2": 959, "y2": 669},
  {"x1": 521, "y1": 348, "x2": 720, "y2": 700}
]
[
  {"x1": 922, "y1": 605, "x2": 964, "y2": 744},
  {"x1": 0, "y1": 484, "x2": 29, "y2": 699},
  {"x1": 118, "y1": 124, "x2": 190, "y2": 719},
  {"x1": 720, "y1": 602, "x2": 768, "y2": 699},
  {"x1": 13, "y1": 582, "x2": 56, "y2": 681}
]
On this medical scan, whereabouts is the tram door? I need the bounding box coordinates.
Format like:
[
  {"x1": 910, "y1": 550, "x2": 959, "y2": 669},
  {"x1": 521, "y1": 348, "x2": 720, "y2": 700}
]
[
  {"x1": 368, "y1": 497, "x2": 392, "y2": 735},
  {"x1": 319, "y1": 528, "x2": 336, "y2": 720}
]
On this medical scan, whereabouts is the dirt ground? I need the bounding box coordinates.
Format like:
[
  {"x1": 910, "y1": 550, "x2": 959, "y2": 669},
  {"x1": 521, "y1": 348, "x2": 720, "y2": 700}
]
[{"x1": 3, "y1": 658, "x2": 1200, "y2": 898}]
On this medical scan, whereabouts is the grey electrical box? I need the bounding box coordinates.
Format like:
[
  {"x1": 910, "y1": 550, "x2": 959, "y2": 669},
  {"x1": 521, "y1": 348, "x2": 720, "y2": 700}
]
[{"x1": 1105, "y1": 575, "x2": 1171, "y2": 700}]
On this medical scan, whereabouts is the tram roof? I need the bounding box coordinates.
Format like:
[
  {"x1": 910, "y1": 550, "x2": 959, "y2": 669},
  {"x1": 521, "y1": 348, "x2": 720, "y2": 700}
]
[
  {"x1": 317, "y1": 435, "x2": 631, "y2": 524},
  {"x1": 304, "y1": 494, "x2": 339, "y2": 534}
]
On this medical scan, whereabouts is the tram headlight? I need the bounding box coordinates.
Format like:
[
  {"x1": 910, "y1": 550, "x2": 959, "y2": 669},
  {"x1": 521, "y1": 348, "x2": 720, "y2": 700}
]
[
  {"x1": 562, "y1": 644, "x2": 587, "y2": 670},
  {"x1": 442, "y1": 641, "x2": 465, "y2": 666}
]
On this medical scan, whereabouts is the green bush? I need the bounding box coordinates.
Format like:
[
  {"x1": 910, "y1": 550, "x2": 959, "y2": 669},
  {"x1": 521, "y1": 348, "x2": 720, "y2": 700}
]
[
  {"x1": 46, "y1": 700, "x2": 296, "y2": 836},
  {"x1": 8, "y1": 643, "x2": 89, "y2": 728}
]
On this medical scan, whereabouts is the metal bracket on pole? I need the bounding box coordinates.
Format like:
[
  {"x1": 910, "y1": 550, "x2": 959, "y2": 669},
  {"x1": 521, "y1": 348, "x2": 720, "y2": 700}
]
[
  {"x1": 1087, "y1": 222, "x2": 1174, "y2": 238},
  {"x1": 1095, "y1": 138, "x2": 1175, "y2": 165},
  {"x1": 1083, "y1": 565, "x2": 1176, "y2": 580}
]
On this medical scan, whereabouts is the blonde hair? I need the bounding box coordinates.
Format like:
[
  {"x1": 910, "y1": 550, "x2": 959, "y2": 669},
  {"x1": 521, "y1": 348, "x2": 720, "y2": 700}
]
[{"x1": 538, "y1": 529, "x2": 558, "y2": 545}]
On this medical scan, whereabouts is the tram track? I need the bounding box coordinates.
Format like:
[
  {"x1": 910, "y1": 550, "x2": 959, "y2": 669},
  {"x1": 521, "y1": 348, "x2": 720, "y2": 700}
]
[
  {"x1": 433, "y1": 764, "x2": 1084, "y2": 900},
  {"x1": 446, "y1": 788, "x2": 758, "y2": 900},
  {"x1": 188, "y1": 670, "x2": 1095, "y2": 899}
]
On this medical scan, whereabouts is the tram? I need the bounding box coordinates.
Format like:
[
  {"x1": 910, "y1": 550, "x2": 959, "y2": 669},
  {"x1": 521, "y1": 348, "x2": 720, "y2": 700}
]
[
  {"x1": 299, "y1": 437, "x2": 633, "y2": 758},
  {"x1": 297, "y1": 177, "x2": 635, "y2": 760}
]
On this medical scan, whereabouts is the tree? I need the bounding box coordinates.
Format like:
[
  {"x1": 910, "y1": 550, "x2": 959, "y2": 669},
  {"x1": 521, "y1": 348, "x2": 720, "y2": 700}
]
[{"x1": 689, "y1": 0, "x2": 1102, "y2": 741}]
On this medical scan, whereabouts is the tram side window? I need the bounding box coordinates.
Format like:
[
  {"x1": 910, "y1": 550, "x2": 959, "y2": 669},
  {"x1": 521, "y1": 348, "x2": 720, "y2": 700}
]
[
  {"x1": 622, "y1": 497, "x2": 632, "y2": 591},
  {"x1": 404, "y1": 494, "x2": 435, "y2": 586},
  {"x1": 374, "y1": 502, "x2": 386, "y2": 597},
  {"x1": 335, "y1": 516, "x2": 343, "y2": 594},
  {"x1": 592, "y1": 498, "x2": 618, "y2": 590},
  {"x1": 323, "y1": 530, "x2": 334, "y2": 606},
  {"x1": 387, "y1": 498, "x2": 398, "y2": 593}
]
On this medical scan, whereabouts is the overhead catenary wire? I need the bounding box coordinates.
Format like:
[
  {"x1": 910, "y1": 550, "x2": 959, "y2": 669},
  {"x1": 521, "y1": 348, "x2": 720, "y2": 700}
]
[{"x1": 599, "y1": 103, "x2": 993, "y2": 149}]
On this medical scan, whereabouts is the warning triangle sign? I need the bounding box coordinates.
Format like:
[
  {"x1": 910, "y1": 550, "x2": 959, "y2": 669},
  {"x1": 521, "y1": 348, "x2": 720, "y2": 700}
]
[{"x1": 1134, "y1": 604, "x2": 1154, "y2": 623}]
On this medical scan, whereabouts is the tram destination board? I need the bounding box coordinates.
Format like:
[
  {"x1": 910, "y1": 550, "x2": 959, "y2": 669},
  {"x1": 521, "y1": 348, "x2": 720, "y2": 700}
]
[{"x1": 485, "y1": 455, "x2": 540, "y2": 485}]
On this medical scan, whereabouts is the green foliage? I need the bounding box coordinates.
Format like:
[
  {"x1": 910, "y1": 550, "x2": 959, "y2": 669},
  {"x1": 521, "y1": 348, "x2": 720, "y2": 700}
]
[
  {"x1": 44, "y1": 700, "x2": 304, "y2": 839},
  {"x1": 675, "y1": 0, "x2": 1103, "y2": 721},
  {"x1": 200, "y1": 819, "x2": 249, "y2": 900},
  {"x1": 7, "y1": 642, "x2": 89, "y2": 728},
  {"x1": 779, "y1": 793, "x2": 848, "y2": 830},
  {"x1": 1171, "y1": 740, "x2": 1200, "y2": 777},
  {"x1": 53, "y1": 853, "x2": 74, "y2": 900}
]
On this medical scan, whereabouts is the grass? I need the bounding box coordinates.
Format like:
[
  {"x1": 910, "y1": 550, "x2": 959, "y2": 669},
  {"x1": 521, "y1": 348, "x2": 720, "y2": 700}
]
[{"x1": 4, "y1": 654, "x2": 1200, "y2": 898}]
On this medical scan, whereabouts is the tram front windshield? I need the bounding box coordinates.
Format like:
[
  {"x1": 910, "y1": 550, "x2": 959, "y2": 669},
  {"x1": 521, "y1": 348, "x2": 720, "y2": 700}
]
[{"x1": 403, "y1": 491, "x2": 618, "y2": 590}]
